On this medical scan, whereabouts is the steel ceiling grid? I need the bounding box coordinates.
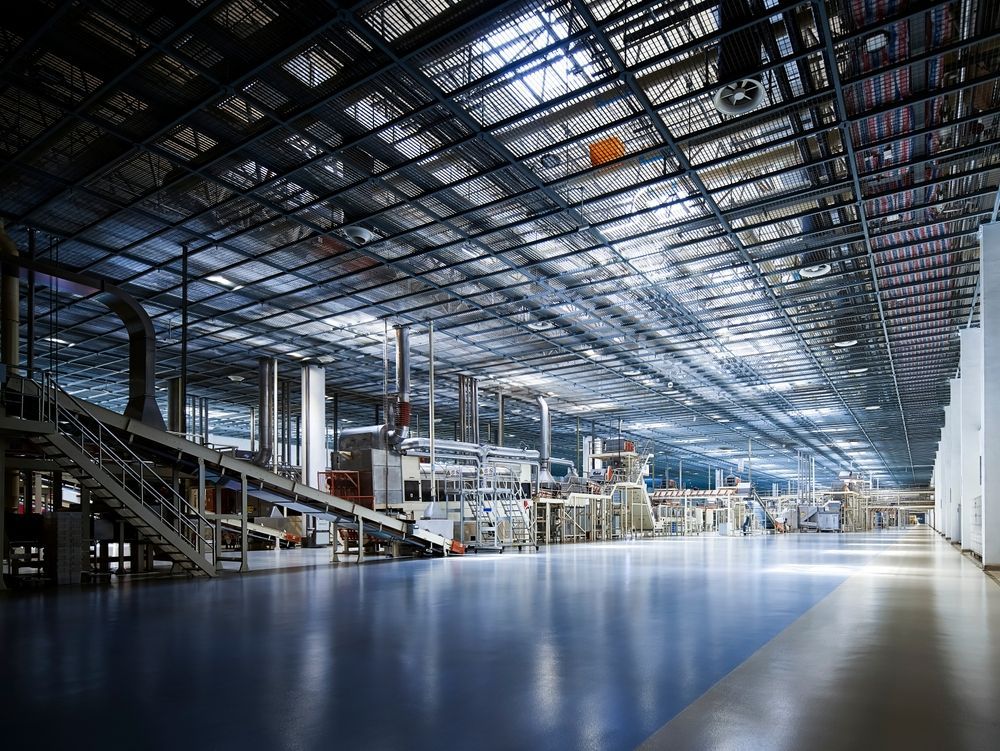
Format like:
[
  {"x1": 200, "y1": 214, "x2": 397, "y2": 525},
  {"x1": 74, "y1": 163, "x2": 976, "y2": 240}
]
[{"x1": 3, "y1": 0, "x2": 996, "y2": 488}]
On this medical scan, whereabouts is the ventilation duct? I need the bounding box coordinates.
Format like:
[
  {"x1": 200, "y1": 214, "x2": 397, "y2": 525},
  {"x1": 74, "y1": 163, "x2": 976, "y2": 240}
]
[
  {"x1": 712, "y1": 0, "x2": 765, "y2": 116},
  {"x1": 388, "y1": 325, "x2": 411, "y2": 447},
  {"x1": 458, "y1": 374, "x2": 480, "y2": 444},
  {"x1": 254, "y1": 356, "x2": 276, "y2": 467},
  {"x1": 1, "y1": 229, "x2": 165, "y2": 429}
]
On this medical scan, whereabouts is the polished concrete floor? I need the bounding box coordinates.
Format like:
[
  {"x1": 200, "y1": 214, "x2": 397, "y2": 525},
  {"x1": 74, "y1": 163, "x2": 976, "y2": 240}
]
[{"x1": 1, "y1": 528, "x2": 997, "y2": 750}]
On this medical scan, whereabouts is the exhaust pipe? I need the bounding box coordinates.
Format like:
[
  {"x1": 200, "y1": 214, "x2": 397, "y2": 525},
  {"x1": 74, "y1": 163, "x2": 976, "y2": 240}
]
[
  {"x1": 389, "y1": 325, "x2": 411, "y2": 446},
  {"x1": 537, "y1": 395, "x2": 555, "y2": 486},
  {"x1": 253, "y1": 356, "x2": 276, "y2": 466}
]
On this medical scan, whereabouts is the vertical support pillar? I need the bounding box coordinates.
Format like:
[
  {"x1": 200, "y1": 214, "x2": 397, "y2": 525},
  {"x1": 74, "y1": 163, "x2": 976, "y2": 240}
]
[
  {"x1": 497, "y1": 391, "x2": 504, "y2": 448},
  {"x1": 26, "y1": 229, "x2": 35, "y2": 373},
  {"x1": 428, "y1": 322, "x2": 437, "y2": 517},
  {"x1": 0, "y1": 438, "x2": 6, "y2": 589},
  {"x1": 949, "y1": 378, "x2": 963, "y2": 545},
  {"x1": 941, "y1": 410, "x2": 953, "y2": 540},
  {"x1": 960, "y1": 328, "x2": 983, "y2": 554},
  {"x1": 330, "y1": 520, "x2": 339, "y2": 563},
  {"x1": 300, "y1": 362, "x2": 326, "y2": 491},
  {"x1": 332, "y1": 393, "x2": 339, "y2": 468},
  {"x1": 167, "y1": 376, "x2": 185, "y2": 434},
  {"x1": 240, "y1": 473, "x2": 248, "y2": 572},
  {"x1": 357, "y1": 516, "x2": 364, "y2": 564},
  {"x1": 981, "y1": 223, "x2": 1000, "y2": 567},
  {"x1": 80, "y1": 485, "x2": 90, "y2": 581},
  {"x1": 180, "y1": 243, "x2": 188, "y2": 434},
  {"x1": 197, "y1": 458, "x2": 206, "y2": 557},
  {"x1": 1, "y1": 224, "x2": 20, "y2": 580},
  {"x1": 116, "y1": 521, "x2": 126, "y2": 576}
]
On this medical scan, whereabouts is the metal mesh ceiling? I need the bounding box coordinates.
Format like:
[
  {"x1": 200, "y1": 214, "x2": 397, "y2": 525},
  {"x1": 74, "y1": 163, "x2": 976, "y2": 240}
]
[{"x1": 2, "y1": 0, "x2": 999, "y2": 487}]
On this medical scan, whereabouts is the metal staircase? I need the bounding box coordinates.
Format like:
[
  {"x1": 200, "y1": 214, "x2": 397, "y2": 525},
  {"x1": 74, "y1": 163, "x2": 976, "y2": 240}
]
[
  {"x1": 26, "y1": 374, "x2": 217, "y2": 577},
  {"x1": 481, "y1": 466, "x2": 535, "y2": 550},
  {"x1": 749, "y1": 489, "x2": 783, "y2": 533}
]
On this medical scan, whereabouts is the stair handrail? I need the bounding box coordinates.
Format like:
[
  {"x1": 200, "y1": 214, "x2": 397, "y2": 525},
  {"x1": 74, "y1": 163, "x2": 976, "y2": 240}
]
[
  {"x1": 749, "y1": 488, "x2": 783, "y2": 532},
  {"x1": 42, "y1": 373, "x2": 215, "y2": 553}
]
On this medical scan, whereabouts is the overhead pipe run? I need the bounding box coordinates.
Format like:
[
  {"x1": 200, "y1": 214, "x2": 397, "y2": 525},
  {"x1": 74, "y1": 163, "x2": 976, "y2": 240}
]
[{"x1": 537, "y1": 395, "x2": 556, "y2": 487}]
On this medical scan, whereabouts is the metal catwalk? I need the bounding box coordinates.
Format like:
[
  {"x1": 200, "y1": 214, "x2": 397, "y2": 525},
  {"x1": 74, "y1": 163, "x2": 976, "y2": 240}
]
[{"x1": 1, "y1": 529, "x2": 997, "y2": 750}]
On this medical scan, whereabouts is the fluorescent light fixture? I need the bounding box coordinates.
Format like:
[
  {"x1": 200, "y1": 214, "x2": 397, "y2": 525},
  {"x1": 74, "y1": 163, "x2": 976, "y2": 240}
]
[
  {"x1": 865, "y1": 405, "x2": 881, "y2": 411},
  {"x1": 847, "y1": 367, "x2": 869, "y2": 374},
  {"x1": 288, "y1": 352, "x2": 305, "y2": 359},
  {"x1": 717, "y1": 418, "x2": 730, "y2": 423},
  {"x1": 206, "y1": 275, "x2": 244, "y2": 291},
  {"x1": 42, "y1": 335, "x2": 73, "y2": 347},
  {"x1": 834, "y1": 339, "x2": 858, "y2": 348}
]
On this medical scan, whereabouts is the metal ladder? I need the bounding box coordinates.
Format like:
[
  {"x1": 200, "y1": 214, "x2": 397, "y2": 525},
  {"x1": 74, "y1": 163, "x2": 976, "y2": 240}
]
[{"x1": 31, "y1": 375, "x2": 217, "y2": 577}]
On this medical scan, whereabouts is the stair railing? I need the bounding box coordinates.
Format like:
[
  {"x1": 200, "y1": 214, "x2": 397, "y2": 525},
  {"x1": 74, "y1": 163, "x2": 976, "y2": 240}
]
[{"x1": 41, "y1": 373, "x2": 216, "y2": 560}]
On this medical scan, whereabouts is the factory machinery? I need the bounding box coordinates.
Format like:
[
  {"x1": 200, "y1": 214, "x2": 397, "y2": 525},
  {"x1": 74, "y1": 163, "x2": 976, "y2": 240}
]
[
  {"x1": 335, "y1": 329, "x2": 539, "y2": 552},
  {"x1": 0, "y1": 237, "x2": 457, "y2": 587},
  {"x1": 0, "y1": 233, "x2": 936, "y2": 587}
]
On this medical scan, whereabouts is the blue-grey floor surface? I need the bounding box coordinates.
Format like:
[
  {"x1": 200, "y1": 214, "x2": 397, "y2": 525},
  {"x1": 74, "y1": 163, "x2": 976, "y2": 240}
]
[{"x1": 2, "y1": 528, "x2": 996, "y2": 750}]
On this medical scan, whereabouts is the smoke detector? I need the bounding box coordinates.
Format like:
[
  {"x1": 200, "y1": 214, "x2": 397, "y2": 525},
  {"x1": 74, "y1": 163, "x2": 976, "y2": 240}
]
[{"x1": 712, "y1": 77, "x2": 764, "y2": 116}]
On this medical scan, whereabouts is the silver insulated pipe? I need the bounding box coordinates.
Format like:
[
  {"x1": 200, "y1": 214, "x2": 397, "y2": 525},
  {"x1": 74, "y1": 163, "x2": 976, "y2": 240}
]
[
  {"x1": 537, "y1": 395, "x2": 555, "y2": 486},
  {"x1": 389, "y1": 324, "x2": 411, "y2": 446},
  {"x1": 254, "y1": 356, "x2": 276, "y2": 467}
]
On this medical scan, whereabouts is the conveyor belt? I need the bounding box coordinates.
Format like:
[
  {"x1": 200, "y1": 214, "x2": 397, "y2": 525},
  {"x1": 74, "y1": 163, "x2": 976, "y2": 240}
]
[{"x1": 218, "y1": 518, "x2": 301, "y2": 545}]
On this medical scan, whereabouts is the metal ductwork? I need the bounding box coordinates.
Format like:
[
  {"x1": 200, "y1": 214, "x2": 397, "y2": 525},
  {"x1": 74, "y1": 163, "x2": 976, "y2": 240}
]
[
  {"x1": 253, "y1": 356, "x2": 276, "y2": 467},
  {"x1": 537, "y1": 395, "x2": 555, "y2": 486},
  {"x1": 713, "y1": 0, "x2": 765, "y2": 116},
  {"x1": 388, "y1": 324, "x2": 411, "y2": 447},
  {"x1": 1, "y1": 229, "x2": 164, "y2": 429},
  {"x1": 458, "y1": 374, "x2": 480, "y2": 444}
]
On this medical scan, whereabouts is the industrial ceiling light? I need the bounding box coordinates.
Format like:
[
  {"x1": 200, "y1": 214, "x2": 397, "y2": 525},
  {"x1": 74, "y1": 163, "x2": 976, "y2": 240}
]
[
  {"x1": 227, "y1": 374, "x2": 245, "y2": 382},
  {"x1": 800, "y1": 263, "x2": 831, "y2": 279},
  {"x1": 847, "y1": 367, "x2": 869, "y2": 374},
  {"x1": 834, "y1": 339, "x2": 858, "y2": 348},
  {"x1": 865, "y1": 405, "x2": 881, "y2": 410},
  {"x1": 342, "y1": 226, "x2": 373, "y2": 246},
  {"x1": 206, "y1": 274, "x2": 244, "y2": 291}
]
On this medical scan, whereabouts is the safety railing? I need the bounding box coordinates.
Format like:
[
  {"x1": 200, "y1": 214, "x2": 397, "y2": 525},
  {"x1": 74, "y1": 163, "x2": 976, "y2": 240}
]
[{"x1": 39, "y1": 372, "x2": 216, "y2": 561}]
